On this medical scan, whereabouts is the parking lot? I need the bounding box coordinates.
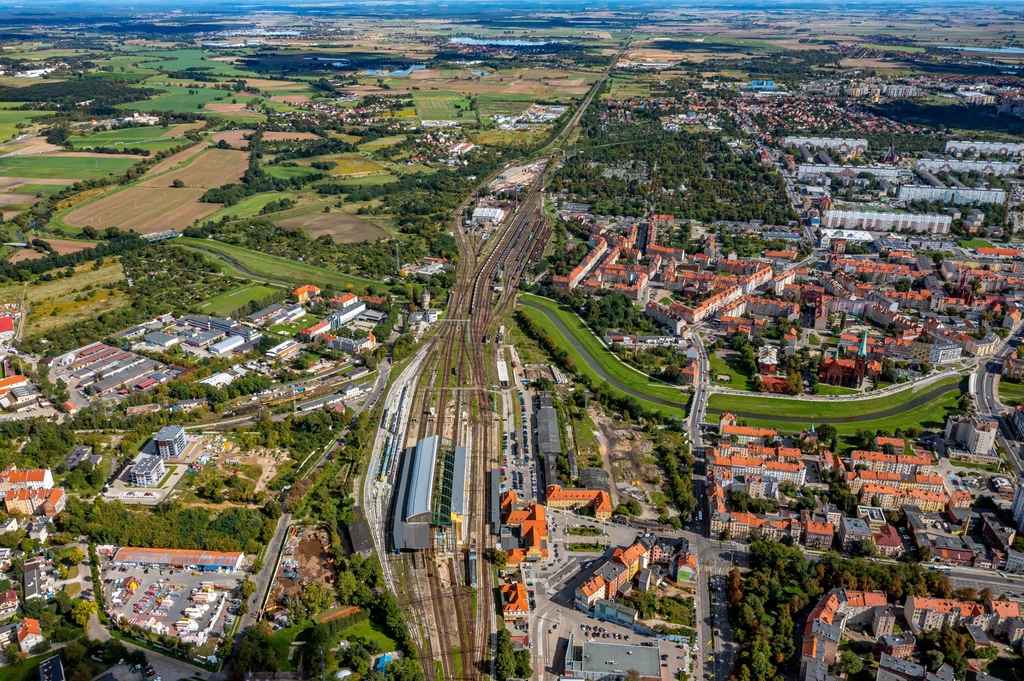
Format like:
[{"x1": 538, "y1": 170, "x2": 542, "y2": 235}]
[{"x1": 102, "y1": 561, "x2": 244, "y2": 654}]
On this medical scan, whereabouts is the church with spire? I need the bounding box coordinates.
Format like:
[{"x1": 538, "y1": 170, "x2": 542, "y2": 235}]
[{"x1": 819, "y1": 329, "x2": 879, "y2": 389}]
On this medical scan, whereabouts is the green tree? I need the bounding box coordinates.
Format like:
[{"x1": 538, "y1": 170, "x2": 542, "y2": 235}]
[
  {"x1": 301, "y1": 581, "x2": 334, "y2": 616},
  {"x1": 71, "y1": 600, "x2": 97, "y2": 626},
  {"x1": 837, "y1": 650, "x2": 864, "y2": 675}
]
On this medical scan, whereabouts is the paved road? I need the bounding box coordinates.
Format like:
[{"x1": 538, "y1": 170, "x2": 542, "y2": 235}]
[
  {"x1": 705, "y1": 379, "x2": 963, "y2": 424},
  {"x1": 519, "y1": 299, "x2": 688, "y2": 412}
]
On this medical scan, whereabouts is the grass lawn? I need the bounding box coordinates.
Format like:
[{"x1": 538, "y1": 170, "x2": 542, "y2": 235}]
[
  {"x1": 0, "y1": 154, "x2": 140, "y2": 180},
  {"x1": 338, "y1": 618, "x2": 398, "y2": 650},
  {"x1": 999, "y1": 379, "x2": 1024, "y2": 405},
  {"x1": 65, "y1": 581, "x2": 82, "y2": 597},
  {"x1": 707, "y1": 375, "x2": 962, "y2": 419},
  {"x1": 519, "y1": 294, "x2": 688, "y2": 419},
  {"x1": 268, "y1": 622, "x2": 312, "y2": 671},
  {"x1": 269, "y1": 321, "x2": 304, "y2": 336},
  {"x1": 11, "y1": 182, "x2": 71, "y2": 195},
  {"x1": 4, "y1": 653, "x2": 62, "y2": 681},
  {"x1": 0, "y1": 108, "x2": 47, "y2": 142},
  {"x1": 177, "y1": 237, "x2": 379, "y2": 292},
  {"x1": 808, "y1": 333, "x2": 821, "y2": 346},
  {"x1": 708, "y1": 351, "x2": 754, "y2": 390},
  {"x1": 816, "y1": 384, "x2": 861, "y2": 396},
  {"x1": 200, "y1": 283, "x2": 281, "y2": 316},
  {"x1": 706, "y1": 383, "x2": 962, "y2": 436},
  {"x1": 959, "y1": 238, "x2": 994, "y2": 249}
]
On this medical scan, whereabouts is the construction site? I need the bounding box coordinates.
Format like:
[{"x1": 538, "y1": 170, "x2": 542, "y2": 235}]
[{"x1": 266, "y1": 527, "x2": 336, "y2": 619}]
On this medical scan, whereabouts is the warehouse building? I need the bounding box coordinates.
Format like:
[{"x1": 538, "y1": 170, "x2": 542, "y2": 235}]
[
  {"x1": 472, "y1": 207, "x2": 506, "y2": 224},
  {"x1": 111, "y1": 547, "x2": 244, "y2": 571}
]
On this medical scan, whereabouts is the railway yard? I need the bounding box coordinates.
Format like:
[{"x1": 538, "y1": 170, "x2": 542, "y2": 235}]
[{"x1": 364, "y1": 171, "x2": 553, "y2": 680}]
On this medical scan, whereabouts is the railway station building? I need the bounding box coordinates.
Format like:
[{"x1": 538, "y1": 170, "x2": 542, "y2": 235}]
[{"x1": 390, "y1": 436, "x2": 468, "y2": 551}]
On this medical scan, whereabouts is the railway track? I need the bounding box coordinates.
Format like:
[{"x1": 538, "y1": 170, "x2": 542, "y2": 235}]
[{"x1": 391, "y1": 37, "x2": 619, "y2": 678}]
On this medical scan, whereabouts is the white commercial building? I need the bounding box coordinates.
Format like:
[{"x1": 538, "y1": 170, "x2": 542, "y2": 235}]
[
  {"x1": 816, "y1": 229, "x2": 875, "y2": 248},
  {"x1": 471, "y1": 207, "x2": 506, "y2": 224},
  {"x1": 209, "y1": 335, "x2": 247, "y2": 356},
  {"x1": 822, "y1": 209, "x2": 951, "y2": 235}
]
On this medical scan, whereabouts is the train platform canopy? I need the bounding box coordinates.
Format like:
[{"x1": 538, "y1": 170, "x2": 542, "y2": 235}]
[
  {"x1": 391, "y1": 436, "x2": 440, "y2": 551},
  {"x1": 112, "y1": 547, "x2": 244, "y2": 571}
]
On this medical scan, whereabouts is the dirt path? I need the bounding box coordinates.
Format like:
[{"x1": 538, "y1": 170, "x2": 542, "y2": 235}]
[{"x1": 589, "y1": 411, "x2": 619, "y2": 507}]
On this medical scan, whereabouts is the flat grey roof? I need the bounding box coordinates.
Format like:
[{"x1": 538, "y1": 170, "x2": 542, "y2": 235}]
[
  {"x1": 579, "y1": 640, "x2": 661, "y2": 677},
  {"x1": 155, "y1": 424, "x2": 184, "y2": 440},
  {"x1": 536, "y1": 406, "x2": 561, "y2": 455},
  {"x1": 132, "y1": 455, "x2": 165, "y2": 475},
  {"x1": 405, "y1": 436, "x2": 438, "y2": 520},
  {"x1": 451, "y1": 446, "x2": 467, "y2": 515}
]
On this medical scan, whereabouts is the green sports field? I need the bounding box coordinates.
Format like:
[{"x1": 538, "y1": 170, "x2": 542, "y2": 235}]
[
  {"x1": 70, "y1": 126, "x2": 186, "y2": 150},
  {"x1": 199, "y1": 283, "x2": 281, "y2": 316},
  {"x1": 0, "y1": 154, "x2": 140, "y2": 180}
]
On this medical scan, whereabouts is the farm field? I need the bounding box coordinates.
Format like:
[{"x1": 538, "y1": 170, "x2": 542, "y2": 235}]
[
  {"x1": 265, "y1": 165, "x2": 323, "y2": 181},
  {"x1": 602, "y1": 77, "x2": 652, "y2": 99},
  {"x1": 176, "y1": 237, "x2": 379, "y2": 292},
  {"x1": 0, "y1": 154, "x2": 140, "y2": 180},
  {"x1": 141, "y1": 149, "x2": 248, "y2": 188},
  {"x1": 475, "y1": 93, "x2": 535, "y2": 117},
  {"x1": 276, "y1": 211, "x2": 390, "y2": 242},
  {"x1": 212, "y1": 129, "x2": 322, "y2": 148},
  {"x1": 127, "y1": 50, "x2": 250, "y2": 76},
  {"x1": 199, "y1": 283, "x2": 281, "y2": 316},
  {"x1": 8, "y1": 238, "x2": 98, "y2": 263},
  {"x1": 412, "y1": 91, "x2": 475, "y2": 121},
  {"x1": 125, "y1": 85, "x2": 232, "y2": 113},
  {"x1": 64, "y1": 187, "x2": 217, "y2": 234},
  {"x1": 358, "y1": 134, "x2": 408, "y2": 150},
  {"x1": 303, "y1": 152, "x2": 387, "y2": 178},
  {"x1": 145, "y1": 143, "x2": 208, "y2": 175},
  {"x1": 202, "y1": 191, "x2": 303, "y2": 223},
  {"x1": 0, "y1": 109, "x2": 47, "y2": 142}
]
